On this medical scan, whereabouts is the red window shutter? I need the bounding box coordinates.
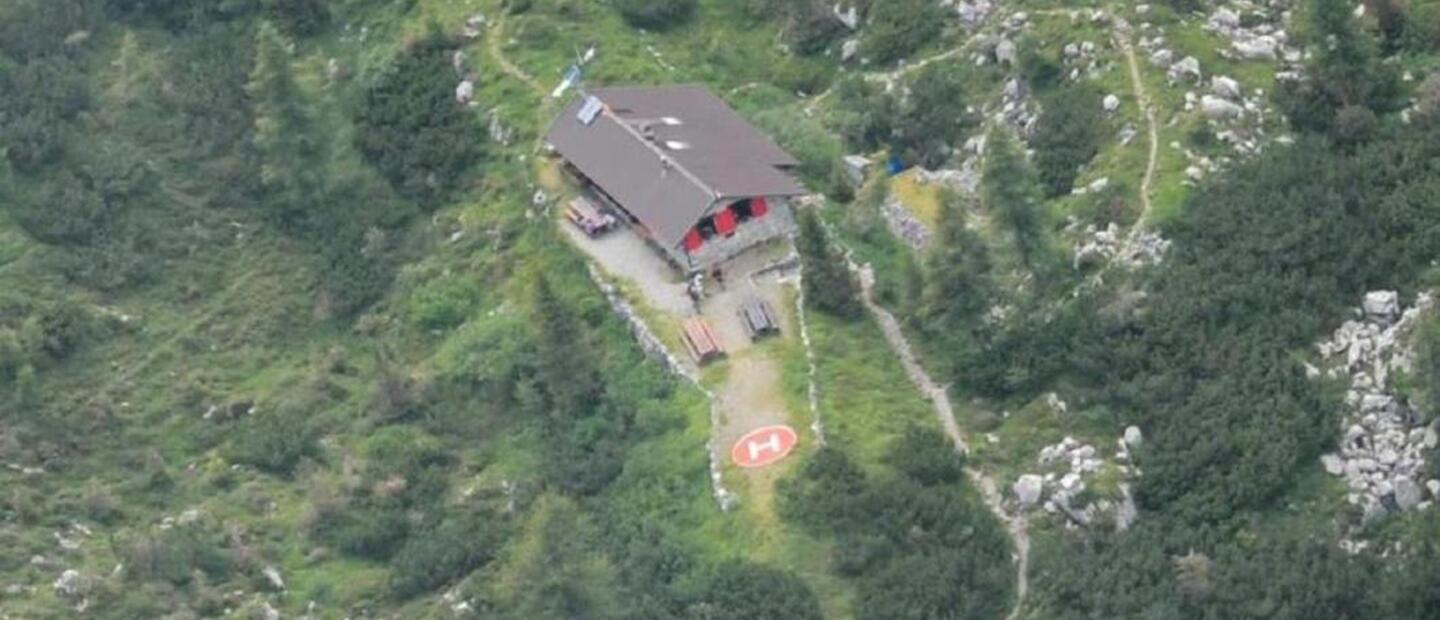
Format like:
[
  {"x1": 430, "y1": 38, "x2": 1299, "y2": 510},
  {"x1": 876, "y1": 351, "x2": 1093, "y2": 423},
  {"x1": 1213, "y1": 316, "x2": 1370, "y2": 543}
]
[
  {"x1": 752, "y1": 197, "x2": 768, "y2": 218},
  {"x1": 683, "y1": 228, "x2": 703, "y2": 253},
  {"x1": 715, "y1": 207, "x2": 737, "y2": 236}
]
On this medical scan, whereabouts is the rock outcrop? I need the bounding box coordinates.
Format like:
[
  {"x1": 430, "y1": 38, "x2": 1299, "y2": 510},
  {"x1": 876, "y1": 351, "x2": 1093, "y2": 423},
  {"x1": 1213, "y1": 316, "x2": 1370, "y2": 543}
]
[{"x1": 1316, "y1": 291, "x2": 1437, "y2": 523}]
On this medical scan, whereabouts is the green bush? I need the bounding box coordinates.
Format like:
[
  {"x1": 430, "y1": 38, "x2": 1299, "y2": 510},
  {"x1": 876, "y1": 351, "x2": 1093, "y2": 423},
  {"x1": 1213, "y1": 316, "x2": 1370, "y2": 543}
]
[
  {"x1": 225, "y1": 408, "x2": 317, "y2": 476},
  {"x1": 830, "y1": 74, "x2": 897, "y2": 153},
  {"x1": 687, "y1": 561, "x2": 824, "y2": 619},
  {"x1": 1405, "y1": 2, "x2": 1440, "y2": 51},
  {"x1": 797, "y1": 209, "x2": 862, "y2": 319},
  {"x1": 354, "y1": 27, "x2": 485, "y2": 207},
  {"x1": 407, "y1": 273, "x2": 483, "y2": 330},
  {"x1": 390, "y1": 509, "x2": 505, "y2": 598},
  {"x1": 778, "y1": 448, "x2": 1013, "y2": 620},
  {"x1": 121, "y1": 523, "x2": 234, "y2": 587},
  {"x1": 20, "y1": 300, "x2": 96, "y2": 362},
  {"x1": 886, "y1": 425, "x2": 964, "y2": 486},
  {"x1": 262, "y1": 0, "x2": 330, "y2": 37},
  {"x1": 316, "y1": 427, "x2": 454, "y2": 559},
  {"x1": 10, "y1": 170, "x2": 108, "y2": 245},
  {"x1": 1031, "y1": 86, "x2": 1107, "y2": 197},
  {"x1": 0, "y1": 328, "x2": 21, "y2": 384},
  {"x1": 613, "y1": 0, "x2": 697, "y2": 30},
  {"x1": 892, "y1": 63, "x2": 977, "y2": 169},
  {"x1": 861, "y1": 0, "x2": 946, "y2": 65}
]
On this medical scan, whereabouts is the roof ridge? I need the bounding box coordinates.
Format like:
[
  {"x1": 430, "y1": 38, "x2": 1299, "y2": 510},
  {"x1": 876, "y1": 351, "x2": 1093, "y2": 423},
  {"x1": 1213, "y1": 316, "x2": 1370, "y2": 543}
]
[{"x1": 603, "y1": 107, "x2": 720, "y2": 201}]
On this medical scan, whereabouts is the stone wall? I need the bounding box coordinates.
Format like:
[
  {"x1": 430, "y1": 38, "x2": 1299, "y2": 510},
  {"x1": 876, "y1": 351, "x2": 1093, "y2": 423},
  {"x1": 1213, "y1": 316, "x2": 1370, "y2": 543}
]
[{"x1": 585, "y1": 265, "x2": 738, "y2": 511}]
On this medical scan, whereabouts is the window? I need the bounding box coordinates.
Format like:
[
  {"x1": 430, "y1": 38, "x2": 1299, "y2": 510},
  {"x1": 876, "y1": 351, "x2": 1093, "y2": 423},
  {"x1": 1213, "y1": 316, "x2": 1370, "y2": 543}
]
[
  {"x1": 732, "y1": 199, "x2": 755, "y2": 222},
  {"x1": 696, "y1": 216, "x2": 718, "y2": 240}
]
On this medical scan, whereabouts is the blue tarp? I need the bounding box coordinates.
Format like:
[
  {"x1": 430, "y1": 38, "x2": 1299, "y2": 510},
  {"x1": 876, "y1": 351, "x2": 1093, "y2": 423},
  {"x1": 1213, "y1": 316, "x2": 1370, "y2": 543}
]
[{"x1": 886, "y1": 155, "x2": 906, "y2": 176}]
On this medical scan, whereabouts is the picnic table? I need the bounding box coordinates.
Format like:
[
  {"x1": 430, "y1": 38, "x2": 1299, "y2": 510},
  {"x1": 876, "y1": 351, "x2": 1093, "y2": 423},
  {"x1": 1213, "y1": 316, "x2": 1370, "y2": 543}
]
[
  {"x1": 681, "y1": 317, "x2": 725, "y2": 364},
  {"x1": 738, "y1": 298, "x2": 780, "y2": 341},
  {"x1": 565, "y1": 196, "x2": 616, "y2": 237}
]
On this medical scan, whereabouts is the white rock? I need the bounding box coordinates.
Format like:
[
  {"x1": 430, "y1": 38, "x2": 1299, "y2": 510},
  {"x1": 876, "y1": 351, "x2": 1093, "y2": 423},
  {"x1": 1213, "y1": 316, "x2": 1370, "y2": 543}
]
[
  {"x1": 1234, "y1": 36, "x2": 1278, "y2": 60},
  {"x1": 995, "y1": 38, "x2": 1018, "y2": 66},
  {"x1": 1201, "y1": 95, "x2": 1243, "y2": 120},
  {"x1": 455, "y1": 79, "x2": 475, "y2": 104},
  {"x1": 1427, "y1": 479, "x2": 1440, "y2": 498},
  {"x1": 263, "y1": 565, "x2": 285, "y2": 591},
  {"x1": 1396, "y1": 476, "x2": 1424, "y2": 510},
  {"x1": 1211, "y1": 76, "x2": 1241, "y2": 100},
  {"x1": 1361, "y1": 393, "x2": 1395, "y2": 414},
  {"x1": 1168, "y1": 56, "x2": 1201, "y2": 82},
  {"x1": 1103, "y1": 94, "x2": 1121, "y2": 113},
  {"x1": 1123, "y1": 426, "x2": 1144, "y2": 448},
  {"x1": 1321, "y1": 453, "x2": 1344, "y2": 475},
  {"x1": 841, "y1": 38, "x2": 860, "y2": 62},
  {"x1": 1210, "y1": 8, "x2": 1240, "y2": 30},
  {"x1": 1150, "y1": 48, "x2": 1174, "y2": 67},
  {"x1": 1088, "y1": 177, "x2": 1110, "y2": 192},
  {"x1": 53, "y1": 570, "x2": 85, "y2": 598},
  {"x1": 1014, "y1": 475, "x2": 1044, "y2": 508},
  {"x1": 1363, "y1": 291, "x2": 1400, "y2": 322}
]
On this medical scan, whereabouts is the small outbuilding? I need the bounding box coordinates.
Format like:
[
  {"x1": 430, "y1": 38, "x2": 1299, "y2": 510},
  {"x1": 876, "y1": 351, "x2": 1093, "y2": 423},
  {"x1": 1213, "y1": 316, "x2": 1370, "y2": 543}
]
[{"x1": 546, "y1": 86, "x2": 809, "y2": 274}]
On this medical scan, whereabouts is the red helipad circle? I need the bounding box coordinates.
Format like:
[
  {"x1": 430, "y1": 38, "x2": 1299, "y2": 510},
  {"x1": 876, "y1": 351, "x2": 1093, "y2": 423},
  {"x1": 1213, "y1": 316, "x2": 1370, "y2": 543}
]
[{"x1": 731, "y1": 425, "x2": 799, "y2": 468}]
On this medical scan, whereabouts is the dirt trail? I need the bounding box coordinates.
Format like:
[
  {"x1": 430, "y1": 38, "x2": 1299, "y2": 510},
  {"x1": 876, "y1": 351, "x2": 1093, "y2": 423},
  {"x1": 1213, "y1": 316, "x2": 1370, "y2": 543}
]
[
  {"x1": 855, "y1": 268, "x2": 1030, "y2": 620},
  {"x1": 486, "y1": 18, "x2": 543, "y2": 95},
  {"x1": 1113, "y1": 20, "x2": 1160, "y2": 251}
]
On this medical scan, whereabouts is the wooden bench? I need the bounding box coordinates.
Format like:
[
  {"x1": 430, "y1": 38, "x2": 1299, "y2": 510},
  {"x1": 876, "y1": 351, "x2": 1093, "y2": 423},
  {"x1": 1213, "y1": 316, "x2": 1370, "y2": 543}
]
[
  {"x1": 738, "y1": 298, "x2": 780, "y2": 341},
  {"x1": 681, "y1": 317, "x2": 725, "y2": 364},
  {"x1": 565, "y1": 196, "x2": 616, "y2": 237}
]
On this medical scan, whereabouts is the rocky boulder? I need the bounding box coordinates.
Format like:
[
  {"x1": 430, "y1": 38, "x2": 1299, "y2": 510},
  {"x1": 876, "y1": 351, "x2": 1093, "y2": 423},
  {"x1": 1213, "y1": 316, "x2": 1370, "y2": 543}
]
[
  {"x1": 53, "y1": 569, "x2": 86, "y2": 598},
  {"x1": 995, "y1": 38, "x2": 1018, "y2": 66},
  {"x1": 1395, "y1": 476, "x2": 1424, "y2": 510},
  {"x1": 1014, "y1": 474, "x2": 1044, "y2": 508},
  {"x1": 1211, "y1": 76, "x2": 1241, "y2": 100},
  {"x1": 1168, "y1": 56, "x2": 1201, "y2": 83},
  {"x1": 1233, "y1": 36, "x2": 1278, "y2": 60},
  {"x1": 1201, "y1": 95, "x2": 1243, "y2": 121},
  {"x1": 1363, "y1": 291, "x2": 1400, "y2": 323}
]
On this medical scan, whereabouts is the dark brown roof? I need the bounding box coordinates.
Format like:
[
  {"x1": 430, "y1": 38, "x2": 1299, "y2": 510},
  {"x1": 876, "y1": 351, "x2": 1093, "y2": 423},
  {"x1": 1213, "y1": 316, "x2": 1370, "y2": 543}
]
[{"x1": 545, "y1": 85, "x2": 807, "y2": 248}]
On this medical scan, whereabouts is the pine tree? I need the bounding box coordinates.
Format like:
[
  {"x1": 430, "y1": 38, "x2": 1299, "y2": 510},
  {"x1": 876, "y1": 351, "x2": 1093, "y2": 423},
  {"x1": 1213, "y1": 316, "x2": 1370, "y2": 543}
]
[
  {"x1": 1281, "y1": 0, "x2": 1402, "y2": 133},
  {"x1": 922, "y1": 192, "x2": 992, "y2": 331},
  {"x1": 982, "y1": 129, "x2": 1049, "y2": 274},
  {"x1": 529, "y1": 274, "x2": 600, "y2": 418},
  {"x1": 795, "y1": 208, "x2": 860, "y2": 319},
  {"x1": 247, "y1": 22, "x2": 327, "y2": 228}
]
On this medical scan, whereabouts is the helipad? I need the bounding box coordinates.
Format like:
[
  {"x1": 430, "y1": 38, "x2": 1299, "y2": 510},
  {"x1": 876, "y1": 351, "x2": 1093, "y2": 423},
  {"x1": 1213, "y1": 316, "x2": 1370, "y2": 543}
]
[{"x1": 730, "y1": 425, "x2": 798, "y2": 468}]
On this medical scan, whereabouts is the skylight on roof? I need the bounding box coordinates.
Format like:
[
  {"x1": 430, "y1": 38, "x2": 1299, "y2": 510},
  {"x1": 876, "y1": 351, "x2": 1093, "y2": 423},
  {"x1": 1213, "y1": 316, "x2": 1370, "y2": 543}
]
[
  {"x1": 664, "y1": 140, "x2": 691, "y2": 150},
  {"x1": 660, "y1": 116, "x2": 683, "y2": 126}
]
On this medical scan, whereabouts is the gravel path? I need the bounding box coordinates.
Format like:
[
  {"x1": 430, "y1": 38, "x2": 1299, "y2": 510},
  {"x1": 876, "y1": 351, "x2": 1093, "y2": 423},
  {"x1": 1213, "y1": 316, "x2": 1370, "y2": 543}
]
[{"x1": 854, "y1": 265, "x2": 1031, "y2": 620}]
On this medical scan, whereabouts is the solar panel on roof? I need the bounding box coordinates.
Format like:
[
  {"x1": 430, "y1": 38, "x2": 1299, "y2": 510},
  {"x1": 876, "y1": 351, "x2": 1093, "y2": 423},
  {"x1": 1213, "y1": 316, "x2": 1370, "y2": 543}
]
[{"x1": 577, "y1": 95, "x2": 604, "y2": 125}]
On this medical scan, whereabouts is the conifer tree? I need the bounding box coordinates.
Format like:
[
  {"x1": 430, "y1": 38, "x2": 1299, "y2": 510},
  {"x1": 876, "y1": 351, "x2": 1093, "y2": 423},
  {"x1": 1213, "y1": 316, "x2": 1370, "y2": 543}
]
[
  {"x1": 796, "y1": 208, "x2": 860, "y2": 319},
  {"x1": 982, "y1": 129, "x2": 1049, "y2": 274},
  {"x1": 922, "y1": 192, "x2": 992, "y2": 331},
  {"x1": 529, "y1": 274, "x2": 600, "y2": 418},
  {"x1": 247, "y1": 22, "x2": 326, "y2": 227},
  {"x1": 1280, "y1": 0, "x2": 1402, "y2": 133}
]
